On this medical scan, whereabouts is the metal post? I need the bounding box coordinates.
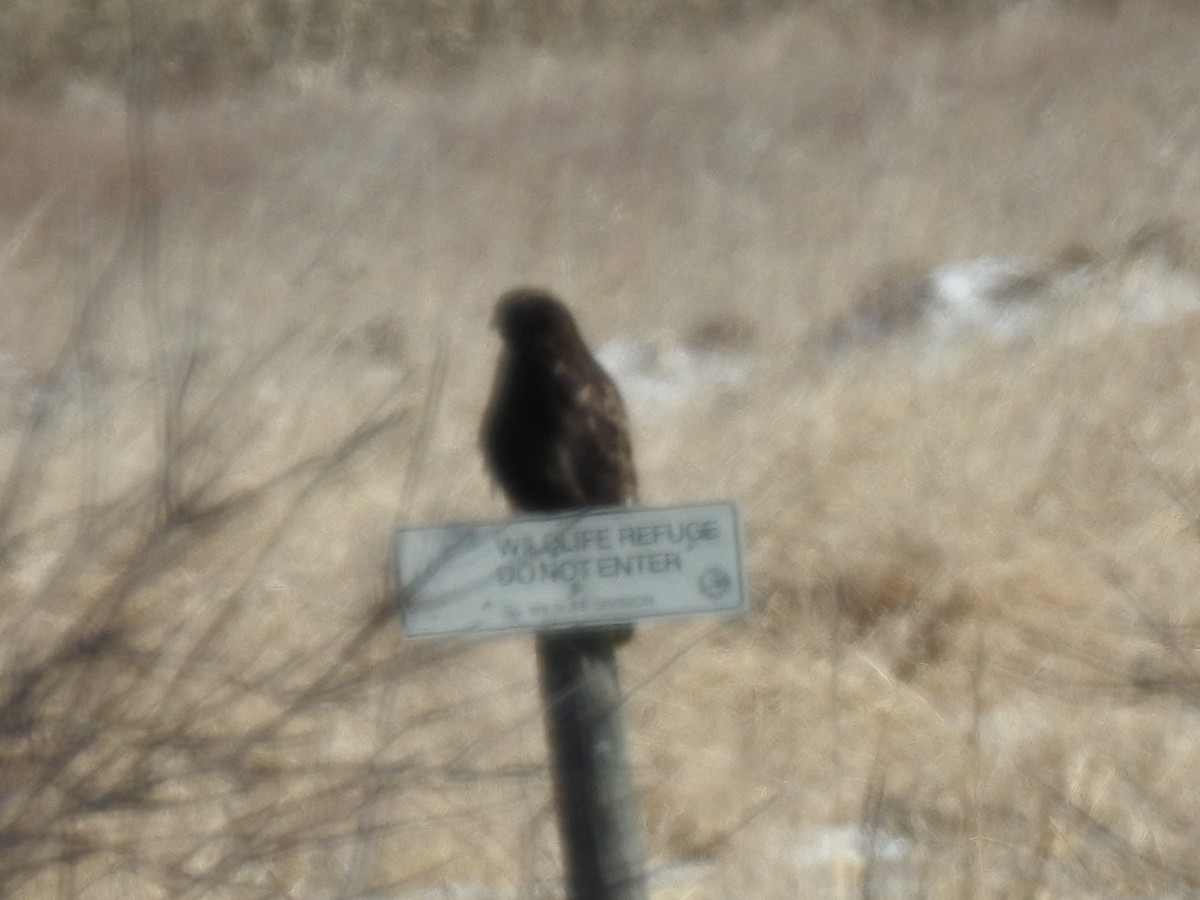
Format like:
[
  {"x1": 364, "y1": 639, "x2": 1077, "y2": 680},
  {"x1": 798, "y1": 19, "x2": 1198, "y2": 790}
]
[{"x1": 536, "y1": 632, "x2": 648, "y2": 900}]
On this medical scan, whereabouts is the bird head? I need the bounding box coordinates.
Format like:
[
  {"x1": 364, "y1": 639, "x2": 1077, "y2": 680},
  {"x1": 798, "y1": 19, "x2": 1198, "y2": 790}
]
[{"x1": 492, "y1": 288, "x2": 583, "y2": 350}]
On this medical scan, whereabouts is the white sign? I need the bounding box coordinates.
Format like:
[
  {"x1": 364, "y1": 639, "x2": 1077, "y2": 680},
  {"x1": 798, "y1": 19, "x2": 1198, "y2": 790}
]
[{"x1": 395, "y1": 502, "x2": 746, "y2": 639}]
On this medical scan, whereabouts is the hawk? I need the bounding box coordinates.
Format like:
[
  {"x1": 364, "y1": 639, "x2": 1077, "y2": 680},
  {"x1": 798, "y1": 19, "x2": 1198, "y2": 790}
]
[{"x1": 481, "y1": 288, "x2": 638, "y2": 513}]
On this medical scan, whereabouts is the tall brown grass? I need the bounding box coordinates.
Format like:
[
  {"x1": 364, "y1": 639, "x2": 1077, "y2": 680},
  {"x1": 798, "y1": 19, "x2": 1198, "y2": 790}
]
[
  {"x1": 4, "y1": 0, "x2": 1200, "y2": 896},
  {"x1": 0, "y1": 0, "x2": 1128, "y2": 95}
]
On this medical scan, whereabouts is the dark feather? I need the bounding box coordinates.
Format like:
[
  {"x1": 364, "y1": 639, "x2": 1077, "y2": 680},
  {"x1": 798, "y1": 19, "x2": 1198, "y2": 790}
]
[{"x1": 482, "y1": 288, "x2": 637, "y2": 513}]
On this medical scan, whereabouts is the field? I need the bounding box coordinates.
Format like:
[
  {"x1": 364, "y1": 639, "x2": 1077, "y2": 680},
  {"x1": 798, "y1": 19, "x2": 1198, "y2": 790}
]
[{"x1": 3, "y1": 1, "x2": 1200, "y2": 896}]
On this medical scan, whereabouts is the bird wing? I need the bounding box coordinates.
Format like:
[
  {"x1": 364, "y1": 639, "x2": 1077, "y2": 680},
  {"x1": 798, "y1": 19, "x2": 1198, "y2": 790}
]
[{"x1": 558, "y1": 367, "x2": 638, "y2": 507}]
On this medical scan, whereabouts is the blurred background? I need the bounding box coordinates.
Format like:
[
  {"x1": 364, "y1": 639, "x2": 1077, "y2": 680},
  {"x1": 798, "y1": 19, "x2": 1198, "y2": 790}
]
[{"x1": 2, "y1": 0, "x2": 1200, "y2": 896}]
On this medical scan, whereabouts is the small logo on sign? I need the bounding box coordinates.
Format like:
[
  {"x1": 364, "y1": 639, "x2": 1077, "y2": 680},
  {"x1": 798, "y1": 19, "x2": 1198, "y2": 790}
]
[{"x1": 698, "y1": 567, "x2": 732, "y2": 601}]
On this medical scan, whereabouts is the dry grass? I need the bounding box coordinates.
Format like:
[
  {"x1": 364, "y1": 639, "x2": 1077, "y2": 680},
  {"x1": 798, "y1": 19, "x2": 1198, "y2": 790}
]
[
  {"x1": 0, "y1": 0, "x2": 1063, "y2": 95},
  {"x1": 4, "y1": 1, "x2": 1200, "y2": 896}
]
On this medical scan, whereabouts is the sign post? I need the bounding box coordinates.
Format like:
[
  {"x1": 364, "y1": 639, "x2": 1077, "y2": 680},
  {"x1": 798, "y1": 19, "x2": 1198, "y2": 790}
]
[
  {"x1": 394, "y1": 502, "x2": 746, "y2": 899},
  {"x1": 536, "y1": 631, "x2": 646, "y2": 899}
]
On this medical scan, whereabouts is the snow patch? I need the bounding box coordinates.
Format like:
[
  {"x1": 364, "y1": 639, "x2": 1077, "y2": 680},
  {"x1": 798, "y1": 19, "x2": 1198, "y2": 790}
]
[
  {"x1": 1116, "y1": 255, "x2": 1200, "y2": 324},
  {"x1": 784, "y1": 823, "x2": 911, "y2": 869},
  {"x1": 924, "y1": 256, "x2": 1050, "y2": 342},
  {"x1": 842, "y1": 238, "x2": 1200, "y2": 362},
  {"x1": 596, "y1": 337, "x2": 750, "y2": 410}
]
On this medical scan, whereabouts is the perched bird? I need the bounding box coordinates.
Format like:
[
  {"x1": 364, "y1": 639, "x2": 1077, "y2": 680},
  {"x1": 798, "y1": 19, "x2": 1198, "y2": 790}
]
[
  {"x1": 481, "y1": 288, "x2": 638, "y2": 513},
  {"x1": 481, "y1": 288, "x2": 638, "y2": 643}
]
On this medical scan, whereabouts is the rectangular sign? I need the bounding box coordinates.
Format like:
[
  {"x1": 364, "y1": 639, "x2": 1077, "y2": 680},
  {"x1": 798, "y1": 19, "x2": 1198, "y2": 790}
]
[{"x1": 395, "y1": 502, "x2": 746, "y2": 639}]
